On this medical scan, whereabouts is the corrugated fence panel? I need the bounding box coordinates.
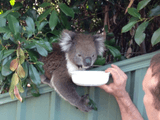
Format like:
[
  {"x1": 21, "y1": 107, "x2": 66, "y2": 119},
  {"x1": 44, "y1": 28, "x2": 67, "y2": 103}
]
[{"x1": 0, "y1": 50, "x2": 160, "y2": 120}]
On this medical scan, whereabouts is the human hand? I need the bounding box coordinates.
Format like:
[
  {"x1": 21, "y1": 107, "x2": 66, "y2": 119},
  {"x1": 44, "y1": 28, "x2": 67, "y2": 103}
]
[{"x1": 99, "y1": 64, "x2": 128, "y2": 98}]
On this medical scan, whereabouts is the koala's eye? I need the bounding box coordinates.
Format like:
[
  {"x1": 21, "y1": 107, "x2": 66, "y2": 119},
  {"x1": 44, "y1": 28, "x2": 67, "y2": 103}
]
[{"x1": 78, "y1": 54, "x2": 81, "y2": 57}]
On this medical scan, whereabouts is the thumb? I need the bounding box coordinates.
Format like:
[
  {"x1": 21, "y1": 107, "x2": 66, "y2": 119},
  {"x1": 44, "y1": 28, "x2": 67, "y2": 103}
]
[{"x1": 98, "y1": 84, "x2": 112, "y2": 93}]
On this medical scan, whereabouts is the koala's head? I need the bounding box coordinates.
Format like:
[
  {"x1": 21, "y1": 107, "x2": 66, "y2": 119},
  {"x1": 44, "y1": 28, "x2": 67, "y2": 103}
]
[{"x1": 59, "y1": 30, "x2": 105, "y2": 70}]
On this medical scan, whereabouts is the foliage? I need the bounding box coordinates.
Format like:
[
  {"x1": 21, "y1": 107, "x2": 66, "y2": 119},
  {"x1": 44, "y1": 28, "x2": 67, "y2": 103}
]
[
  {"x1": 122, "y1": 0, "x2": 160, "y2": 46},
  {"x1": 0, "y1": 1, "x2": 75, "y2": 101},
  {"x1": 0, "y1": 0, "x2": 160, "y2": 101}
]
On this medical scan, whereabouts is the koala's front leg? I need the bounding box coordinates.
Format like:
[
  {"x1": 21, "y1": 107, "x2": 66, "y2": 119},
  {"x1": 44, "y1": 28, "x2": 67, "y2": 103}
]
[
  {"x1": 51, "y1": 73, "x2": 93, "y2": 112},
  {"x1": 40, "y1": 75, "x2": 53, "y2": 88}
]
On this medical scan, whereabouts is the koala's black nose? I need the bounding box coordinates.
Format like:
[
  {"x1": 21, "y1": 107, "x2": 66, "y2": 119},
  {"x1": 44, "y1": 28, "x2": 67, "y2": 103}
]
[{"x1": 84, "y1": 57, "x2": 92, "y2": 66}]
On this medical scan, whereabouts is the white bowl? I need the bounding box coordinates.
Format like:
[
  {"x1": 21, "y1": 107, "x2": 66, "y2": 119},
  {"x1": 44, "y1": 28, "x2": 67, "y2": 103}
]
[{"x1": 71, "y1": 71, "x2": 110, "y2": 86}]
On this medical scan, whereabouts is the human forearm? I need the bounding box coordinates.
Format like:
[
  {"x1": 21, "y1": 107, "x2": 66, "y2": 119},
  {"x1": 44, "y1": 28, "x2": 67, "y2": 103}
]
[{"x1": 116, "y1": 92, "x2": 144, "y2": 120}]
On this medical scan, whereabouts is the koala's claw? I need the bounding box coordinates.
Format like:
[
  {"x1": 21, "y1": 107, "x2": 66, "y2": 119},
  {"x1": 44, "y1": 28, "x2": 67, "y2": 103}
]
[{"x1": 77, "y1": 94, "x2": 93, "y2": 112}]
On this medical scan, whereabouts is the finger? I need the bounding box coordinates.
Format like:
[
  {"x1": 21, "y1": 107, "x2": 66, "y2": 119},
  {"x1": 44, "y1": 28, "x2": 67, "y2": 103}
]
[
  {"x1": 111, "y1": 64, "x2": 126, "y2": 78},
  {"x1": 105, "y1": 68, "x2": 119, "y2": 81},
  {"x1": 98, "y1": 84, "x2": 112, "y2": 93}
]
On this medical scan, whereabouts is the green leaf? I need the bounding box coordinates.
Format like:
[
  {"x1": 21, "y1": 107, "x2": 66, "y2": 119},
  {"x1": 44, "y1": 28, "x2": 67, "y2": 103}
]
[
  {"x1": 59, "y1": 12, "x2": 71, "y2": 29},
  {"x1": 26, "y1": 17, "x2": 35, "y2": 35},
  {"x1": 151, "y1": 28, "x2": 160, "y2": 46},
  {"x1": 8, "y1": 12, "x2": 21, "y2": 18},
  {"x1": 9, "y1": 72, "x2": 19, "y2": 100},
  {"x1": 106, "y1": 45, "x2": 121, "y2": 58},
  {"x1": 7, "y1": 15, "x2": 20, "y2": 35},
  {"x1": 29, "y1": 64, "x2": 41, "y2": 85},
  {"x1": 17, "y1": 64, "x2": 25, "y2": 78},
  {"x1": 49, "y1": 10, "x2": 58, "y2": 31},
  {"x1": 17, "y1": 80, "x2": 24, "y2": 93},
  {"x1": 149, "y1": 5, "x2": 160, "y2": 17},
  {"x1": 38, "y1": 21, "x2": 48, "y2": 31},
  {"x1": 38, "y1": 8, "x2": 52, "y2": 21},
  {"x1": 129, "y1": 17, "x2": 139, "y2": 22},
  {"x1": 35, "y1": 62, "x2": 44, "y2": 74},
  {"x1": 2, "y1": 59, "x2": 13, "y2": 76},
  {"x1": 11, "y1": 73, "x2": 19, "y2": 86},
  {"x1": 0, "y1": 15, "x2": 6, "y2": 27},
  {"x1": 3, "y1": 32, "x2": 11, "y2": 40},
  {"x1": 1, "y1": 10, "x2": 13, "y2": 18},
  {"x1": 12, "y1": 2, "x2": 23, "y2": 10},
  {"x1": 39, "y1": 2, "x2": 51, "y2": 8},
  {"x1": 22, "y1": 62, "x2": 28, "y2": 80},
  {"x1": 19, "y1": 48, "x2": 25, "y2": 64},
  {"x1": 35, "y1": 40, "x2": 52, "y2": 51},
  {"x1": 94, "y1": 56, "x2": 106, "y2": 65},
  {"x1": 28, "y1": 50, "x2": 38, "y2": 62},
  {"x1": 59, "y1": 3, "x2": 74, "y2": 18},
  {"x1": 0, "y1": 27, "x2": 11, "y2": 33},
  {"x1": 0, "y1": 73, "x2": 4, "y2": 85},
  {"x1": 35, "y1": 44, "x2": 48, "y2": 57},
  {"x1": 0, "y1": 50, "x2": 3, "y2": 62},
  {"x1": 135, "y1": 21, "x2": 149, "y2": 45},
  {"x1": 26, "y1": 9, "x2": 37, "y2": 21},
  {"x1": 137, "y1": 0, "x2": 151, "y2": 11},
  {"x1": 2, "y1": 49, "x2": 15, "y2": 59},
  {"x1": 128, "y1": 8, "x2": 141, "y2": 19},
  {"x1": 121, "y1": 21, "x2": 137, "y2": 33}
]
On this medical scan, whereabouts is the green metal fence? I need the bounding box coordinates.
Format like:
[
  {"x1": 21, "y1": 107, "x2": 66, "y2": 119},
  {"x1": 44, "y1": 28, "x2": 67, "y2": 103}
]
[{"x1": 0, "y1": 50, "x2": 160, "y2": 120}]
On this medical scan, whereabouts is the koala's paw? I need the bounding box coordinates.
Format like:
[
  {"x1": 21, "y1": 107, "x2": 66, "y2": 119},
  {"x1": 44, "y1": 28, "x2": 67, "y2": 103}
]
[{"x1": 78, "y1": 94, "x2": 93, "y2": 112}]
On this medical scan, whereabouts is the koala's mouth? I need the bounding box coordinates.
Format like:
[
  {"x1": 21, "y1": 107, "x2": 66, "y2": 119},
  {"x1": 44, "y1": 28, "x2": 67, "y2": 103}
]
[
  {"x1": 77, "y1": 64, "x2": 90, "y2": 70},
  {"x1": 77, "y1": 65, "x2": 83, "y2": 69}
]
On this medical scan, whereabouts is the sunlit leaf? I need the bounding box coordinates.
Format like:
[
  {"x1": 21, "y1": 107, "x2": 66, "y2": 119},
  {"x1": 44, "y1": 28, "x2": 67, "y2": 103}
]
[
  {"x1": 29, "y1": 64, "x2": 41, "y2": 85},
  {"x1": 151, "y1": 28, "x2": 160, "y2": 46},
  {"x1": 0, "y1": 27, "x2": 11, "y2": 33},
  {"x1": 149, "y1": 5, "x2": 160, "y2": 17},
  {"x1": 35, "y1": 44, "x2": 48, "y2": 57},
  {"x1": 135, "y1": 21, "x2": 149, "y2": 45},
  {"x1": 128, "y1": 8, "x2": 141, "y2": 18},
  {"x1": 2, "y1": 59, "x2": 13, "y2": 76},
  {"x1": 38, "y1": 21, "x2": 48, "y2": 31},
  {"x1": 3, "y1": 32, "x2": 11, "y2": 40},
  {"x1": 17, "y1": 64, "x2": 25, "y2": 78},
  {"x1": 106, "y1": 45, "x2": 121, "y2": 58},
  {"x1": 122, "y1": 21, "x2": 137, "y2": 33},
  {"x1": 10, "y1": 59, "x2": 18, "y2": 71},
  {"x1": 2, "y1": 49, "x2": 15, "y2": 59},
  {"x1": 49, "y1": 10, "x2": 58, "y2": 31},
  {"x1": 26, "y1": 17, "x2": 35, "y2": 34},
  {"x1": 19, "y1": 48, "x2": 25, "y2": 64},
  {"x1": 137, "y1": 0, "x2": 151, "y2": 11},
  {"x1": 21, "y1": 62, "x2": 28, "y2": 80},
  {"x1": 9, "y1": 72, "x2": 19, "y2": 99},
  {"x1": 17, "y1": 80, "x2": 24, "y2": 93},
  {"x1": 59, "y1": 3, "x2": 74, "y2": 18},
  {"x1": 0, "y1": 16, "x2": 6, "y2": 27},
  {"x1": 7, "y1": 15, "x2": 20, "y2": 35}
]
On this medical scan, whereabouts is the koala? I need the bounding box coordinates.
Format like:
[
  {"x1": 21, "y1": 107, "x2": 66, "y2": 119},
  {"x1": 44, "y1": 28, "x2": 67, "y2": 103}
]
[{"x1": 40, "y1": 30, "x2": 105, "y2": 112}]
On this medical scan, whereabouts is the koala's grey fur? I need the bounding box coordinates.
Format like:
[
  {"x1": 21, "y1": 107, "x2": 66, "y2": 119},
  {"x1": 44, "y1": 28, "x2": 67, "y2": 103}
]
[{"x1": 40, "y1": 30, "x2": 105, "y2": 112}]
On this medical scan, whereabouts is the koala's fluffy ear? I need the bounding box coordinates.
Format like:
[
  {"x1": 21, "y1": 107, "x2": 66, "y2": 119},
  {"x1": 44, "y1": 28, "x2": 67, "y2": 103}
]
[
  {"x1": 59, "y1": 29, "x2": 76, "y2": 52},
  {"x1": 93, "y1": 34, "x2": 105, "y2": 56}
]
